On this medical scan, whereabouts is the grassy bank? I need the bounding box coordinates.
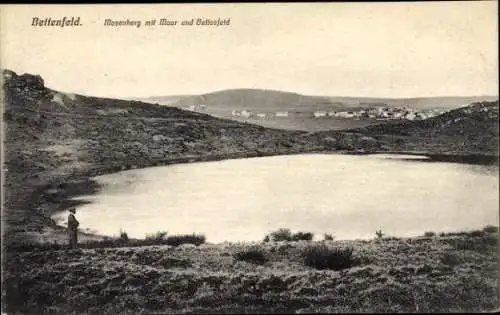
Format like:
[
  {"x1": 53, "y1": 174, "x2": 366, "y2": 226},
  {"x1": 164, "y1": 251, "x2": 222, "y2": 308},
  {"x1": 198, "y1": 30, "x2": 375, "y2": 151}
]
[{"x1": 3, "y1": 229, "x2": 499, "y2": 314}]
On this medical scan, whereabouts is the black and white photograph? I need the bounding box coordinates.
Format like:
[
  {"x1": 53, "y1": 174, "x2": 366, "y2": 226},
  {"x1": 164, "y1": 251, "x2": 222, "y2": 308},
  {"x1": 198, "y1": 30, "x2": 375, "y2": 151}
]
[{"x1": 1, "y1": 2, "x2": 499, "y2": 314}]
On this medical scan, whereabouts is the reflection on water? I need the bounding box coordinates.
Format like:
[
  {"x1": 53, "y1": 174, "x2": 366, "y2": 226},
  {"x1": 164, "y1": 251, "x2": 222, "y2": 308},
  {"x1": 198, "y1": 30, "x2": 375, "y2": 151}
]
[{"x1": 52, "y1": 154, "x2": 499, "y2": 243}]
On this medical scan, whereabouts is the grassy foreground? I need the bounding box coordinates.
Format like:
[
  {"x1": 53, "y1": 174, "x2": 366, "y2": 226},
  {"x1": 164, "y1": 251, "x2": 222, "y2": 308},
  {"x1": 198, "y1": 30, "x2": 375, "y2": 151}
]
[{"x1": 4, "y1": 230, "x2": 499, "y2": 314}]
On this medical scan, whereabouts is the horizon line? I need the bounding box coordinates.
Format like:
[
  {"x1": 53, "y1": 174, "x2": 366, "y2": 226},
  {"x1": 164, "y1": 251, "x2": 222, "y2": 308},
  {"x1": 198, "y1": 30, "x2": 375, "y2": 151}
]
[{"x1": 3, "y1": 68, "x2": 498, "y2": 101}]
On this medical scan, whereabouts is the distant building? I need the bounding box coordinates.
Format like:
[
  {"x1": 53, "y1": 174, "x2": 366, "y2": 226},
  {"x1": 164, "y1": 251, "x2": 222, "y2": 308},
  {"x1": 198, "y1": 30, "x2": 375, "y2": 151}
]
[
  {"x1": 256, "y1": 113, "x2": 266, "y2": 118},
  {"x1": 276, "y1": 111, "x2": 288, "y2": 117},
  {"x1": 241, "y1": 109, "x2": 252, "y2": 118},
  {"x1": 405, "y1": 112, "x2": 417, "y2": 120},
  {"x1": 313, "y1": 111, "x2": 327, "y2": 118},
  {"x1": 231, "y1": 109, "x2": 241, "y2": 116},
  {"x1": 199, "y1": 104, "x2": 207, "y2": 110},
  {"x1": 187, "y1": 105, "x2": 196, "y2": 111}
]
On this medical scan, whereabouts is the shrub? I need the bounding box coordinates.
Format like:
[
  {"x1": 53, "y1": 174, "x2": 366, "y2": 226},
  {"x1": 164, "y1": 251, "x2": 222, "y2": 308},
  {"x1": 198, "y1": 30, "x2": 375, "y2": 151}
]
[
  {"x1": 291, "y1": 232, "x2": 314, "y2": 241},
  {"x1": 467, "y1": 230, "x2": 484, "y2": 237},
  {"x1": 424, "y1": 231, "x2": 436, "y2": 237},
  {"x1": 145, "y1": 230, "x2": 168, "y2": 241},
  {"x1": 265, "y1": 229, "x2": 314, "y2": 242},
  {"x1": 323, "y1": 233, "x2": 334, "y2": 241},
  {"x1": 234, "y1": 247, "x2": 269, "y2": 264},
  {"x1": 439, "y1": 231, "x2": 468, "y2": 237},
  {"x1": 165, "y1": 234, "x2": 206, "y2": 247},
  {"x1": 383, "y1": 236, "x2": 401, "y2": 241},
  {"x1": 482, "y1": 225, "x2": 499, "y2": 234},
  {"x1": 440, "y1": 252, "x2": 461, "y2": 267},
  {"x1": 119, "y1": 229, "x2": 129, "y2": 242},
  {"x1": 375, "y1": 230, "x2": 384, "y2": 239},
  {"x1": 301, "y1": 244, "x2": 358, "y2": 270},
  {"x1": 267, "y1": 228, "x2": 293, "y2": 242}
]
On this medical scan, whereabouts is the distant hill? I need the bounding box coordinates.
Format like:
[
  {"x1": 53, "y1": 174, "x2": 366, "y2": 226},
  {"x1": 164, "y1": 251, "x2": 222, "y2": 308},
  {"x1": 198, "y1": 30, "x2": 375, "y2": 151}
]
[
  {"x1": 139, "y1": 89, "x2": 498, "y2": 132},
  {"x1": 169, "y1": 88, "x2": 333, "y2": 112},
  {"x1": 145, "y1": 88, "x2": 498, "y2": 112}
]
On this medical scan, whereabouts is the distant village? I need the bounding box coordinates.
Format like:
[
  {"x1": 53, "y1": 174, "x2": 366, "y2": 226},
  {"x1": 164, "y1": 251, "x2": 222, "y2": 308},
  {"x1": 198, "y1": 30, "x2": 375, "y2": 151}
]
[{"x1": 184, "y1": 104, "x2": 448, "y2": 121}]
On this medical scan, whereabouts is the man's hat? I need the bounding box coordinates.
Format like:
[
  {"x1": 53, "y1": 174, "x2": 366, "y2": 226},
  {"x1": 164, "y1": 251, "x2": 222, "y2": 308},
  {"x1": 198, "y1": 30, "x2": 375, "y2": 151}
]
[{"x1": 69, "y1": 207, "x2": 76, "y2": 213}]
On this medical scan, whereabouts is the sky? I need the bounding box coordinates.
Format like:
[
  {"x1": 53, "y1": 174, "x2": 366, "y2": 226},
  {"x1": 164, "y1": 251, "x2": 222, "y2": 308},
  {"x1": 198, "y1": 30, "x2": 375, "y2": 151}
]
[{"x1": 1, "y1": 2, "x2": 498, "y2": 98}]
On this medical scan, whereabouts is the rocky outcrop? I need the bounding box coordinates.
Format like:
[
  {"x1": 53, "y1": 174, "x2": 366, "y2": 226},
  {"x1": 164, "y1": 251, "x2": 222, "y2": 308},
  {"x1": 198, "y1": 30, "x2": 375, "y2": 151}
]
[{"x1": 3, "y1": 70, "x2": 45, "y2": 91}]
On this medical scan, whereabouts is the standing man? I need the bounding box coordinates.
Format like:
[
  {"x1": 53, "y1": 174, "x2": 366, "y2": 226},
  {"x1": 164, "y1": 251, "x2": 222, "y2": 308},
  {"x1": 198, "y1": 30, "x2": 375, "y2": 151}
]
[{"x1": 68, "y1": 207, "x2": 79, "y2": 249}]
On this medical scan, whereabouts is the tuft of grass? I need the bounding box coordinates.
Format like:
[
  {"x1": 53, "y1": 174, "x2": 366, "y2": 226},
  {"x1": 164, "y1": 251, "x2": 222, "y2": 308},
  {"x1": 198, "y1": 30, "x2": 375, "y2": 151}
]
[
  {"x1": 301, "y1": 244, "x2": 358, "y2": 271},
  {"x1": 165, "y1": 233, "x2": 206, "y2": 247},
  {"x1": 145, "y1": 230, "x2": 168, "y2": 241},
  {"x1": 234, "y1": 247, "x2": 269, "y2": 265},
  {"x1": 424, "y1": 231, "x2": 436, "y2": 237},
  {"x1": 323, "y1": 233, "x2": 334, "y2": 241},
  {"x1": 375, "y1": 230, "x2": 384, "y2": 239}
]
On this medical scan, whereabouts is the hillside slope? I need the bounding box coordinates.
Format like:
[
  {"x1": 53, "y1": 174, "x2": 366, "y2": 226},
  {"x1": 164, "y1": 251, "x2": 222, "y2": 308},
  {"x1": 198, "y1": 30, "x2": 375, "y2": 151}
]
[{"x1": 351, "y1": 100, "x2": 499, "y2": 155}]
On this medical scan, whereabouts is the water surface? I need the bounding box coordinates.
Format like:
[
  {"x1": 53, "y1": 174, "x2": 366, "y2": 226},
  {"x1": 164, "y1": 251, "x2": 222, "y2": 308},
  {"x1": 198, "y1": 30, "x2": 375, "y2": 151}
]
[{"x1": 52, "y1": 154, "x2": 499, "y2": 243}]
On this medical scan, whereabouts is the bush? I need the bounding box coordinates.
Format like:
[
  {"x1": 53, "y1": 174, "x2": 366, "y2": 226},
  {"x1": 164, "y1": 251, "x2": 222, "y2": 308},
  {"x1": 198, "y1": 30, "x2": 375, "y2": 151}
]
[
  {"x1": 440, "y1": 252, "x2": 461, "y2": 267},
  {"x1": 145, "y1": 230, "x2": 168, "y2": 241},
  {"x1": 267, "y1": 228, "x2": 293, "y2": 242},
  {"x1": 375, "y1": 230, "x2": 384, "y2": 239},
  {"x1": 119, "y1": 229, "x2": 129, "y2": 242},
  {"x1": 467, "y1": 230, "x2": 484, "y2": 237},
  {"x1": 234, "y1": 247, "x2": 268, "y2": 264},
  {"x1": 264, "y1": 229, "x2": 314, "y2": 242},
  {"x1": 291, "y1": 232, "x2": 314, "y2": 241},
  {"x1": 482, "y1": 225, "x2": 499, "y2": 234},
  {"x1": 424, "y1": 231, "x2": 436, "y2": 237},
  {"x1": 165, "y1": 234, "x2": 206, "y2": 247},
  {"x1": 301, "y1": 244, "x2": 358, "y2": 270},
  {"x1": 323, "y1": 233, "x2": 334, "y2": 241},
  {"x1": 383, "y1": 236, "x2": 401, "y2": 241}
]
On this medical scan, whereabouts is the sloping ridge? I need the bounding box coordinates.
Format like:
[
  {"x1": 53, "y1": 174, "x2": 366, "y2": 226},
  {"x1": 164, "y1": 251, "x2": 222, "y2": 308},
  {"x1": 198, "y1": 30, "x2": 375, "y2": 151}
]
[{"x1": 356, "y1": 100, "x2": 499, "y2": 138}]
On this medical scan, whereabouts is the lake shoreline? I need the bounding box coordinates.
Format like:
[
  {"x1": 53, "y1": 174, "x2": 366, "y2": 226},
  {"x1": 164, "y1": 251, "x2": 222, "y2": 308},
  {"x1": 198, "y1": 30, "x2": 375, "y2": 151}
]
[
  {"x1": 345, "y1": 150, "x2": 499, "y2": 165},
  {"x1": 36, "y1": 149, "x2": 498, "y2": 245}
]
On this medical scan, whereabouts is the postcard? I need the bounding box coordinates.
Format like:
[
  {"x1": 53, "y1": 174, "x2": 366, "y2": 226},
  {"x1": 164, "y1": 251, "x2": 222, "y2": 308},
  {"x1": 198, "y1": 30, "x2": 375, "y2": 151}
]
[{"x1": 1, "y1": 2, "x2": 498, "y2": 314}]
